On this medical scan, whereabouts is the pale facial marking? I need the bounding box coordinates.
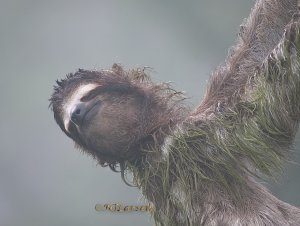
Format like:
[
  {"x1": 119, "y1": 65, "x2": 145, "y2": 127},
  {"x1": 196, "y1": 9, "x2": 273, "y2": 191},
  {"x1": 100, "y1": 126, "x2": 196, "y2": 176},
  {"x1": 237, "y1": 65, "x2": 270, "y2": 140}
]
[{"x1": 63, "y1": 84, "x2": 98, "y2": 132}]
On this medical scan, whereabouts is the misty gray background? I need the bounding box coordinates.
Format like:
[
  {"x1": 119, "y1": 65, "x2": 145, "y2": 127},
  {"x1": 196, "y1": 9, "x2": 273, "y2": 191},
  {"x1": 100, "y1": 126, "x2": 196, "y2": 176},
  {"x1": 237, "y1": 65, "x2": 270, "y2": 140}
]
[{"x1": 0, "y1": 0, "x2": 299, "y2": 226}]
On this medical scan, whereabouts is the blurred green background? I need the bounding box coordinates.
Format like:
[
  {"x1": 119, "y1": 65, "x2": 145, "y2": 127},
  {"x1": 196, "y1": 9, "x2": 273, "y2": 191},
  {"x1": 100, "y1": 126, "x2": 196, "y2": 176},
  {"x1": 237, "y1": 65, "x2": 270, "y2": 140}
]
[{"x1": 0, "y1": 0, "x2": 299, "y2": 225}]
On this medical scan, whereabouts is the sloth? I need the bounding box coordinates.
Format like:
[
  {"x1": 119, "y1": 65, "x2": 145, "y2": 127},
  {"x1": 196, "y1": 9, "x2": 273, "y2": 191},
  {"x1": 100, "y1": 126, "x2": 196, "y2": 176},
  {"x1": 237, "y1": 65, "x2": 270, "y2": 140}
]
[{"x1": 50, "y1": 0, "x2": 300, "y2": 225}]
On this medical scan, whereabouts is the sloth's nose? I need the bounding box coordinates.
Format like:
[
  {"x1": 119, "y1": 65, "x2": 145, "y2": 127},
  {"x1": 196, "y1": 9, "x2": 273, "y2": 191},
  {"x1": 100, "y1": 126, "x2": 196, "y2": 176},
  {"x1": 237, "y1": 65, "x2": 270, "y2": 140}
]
[{"x1": 70, "y1": 103, "x2": 86, "y2": 126}]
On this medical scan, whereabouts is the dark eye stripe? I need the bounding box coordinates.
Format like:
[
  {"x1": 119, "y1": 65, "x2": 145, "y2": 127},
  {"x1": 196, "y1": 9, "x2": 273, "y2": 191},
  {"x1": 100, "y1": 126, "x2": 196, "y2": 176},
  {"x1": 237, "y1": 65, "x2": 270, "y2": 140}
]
[
  {"x1": 80, "y1": 83, "x2": 136, "y2": 102},
  {"x1": 80, "y1": 87, "x2": 101, "y2": 102}
]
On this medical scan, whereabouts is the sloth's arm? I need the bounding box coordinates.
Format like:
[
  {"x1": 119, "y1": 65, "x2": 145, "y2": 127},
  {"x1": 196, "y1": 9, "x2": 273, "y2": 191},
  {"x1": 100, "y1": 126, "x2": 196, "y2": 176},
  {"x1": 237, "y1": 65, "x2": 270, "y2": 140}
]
[
  {"x1": 199, "y1": 15, "x2": 300, "y2": 178},
  {"x1": 194, "y1": 0, "x2": 298, "y2": 115},
  {"x1": 237, "y1": 16, "x2": 300, "y2": 173}
]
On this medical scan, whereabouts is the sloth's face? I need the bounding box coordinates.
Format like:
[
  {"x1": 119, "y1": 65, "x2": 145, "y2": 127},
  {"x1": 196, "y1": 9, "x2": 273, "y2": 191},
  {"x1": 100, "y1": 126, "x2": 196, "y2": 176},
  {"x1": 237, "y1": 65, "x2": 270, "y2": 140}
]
[
  {"x1": 50, "y1": 70, "x2": 146, "y2": 163},
  {"x1": 63, "y1": 83, "x2": 141, "y2": 152}
]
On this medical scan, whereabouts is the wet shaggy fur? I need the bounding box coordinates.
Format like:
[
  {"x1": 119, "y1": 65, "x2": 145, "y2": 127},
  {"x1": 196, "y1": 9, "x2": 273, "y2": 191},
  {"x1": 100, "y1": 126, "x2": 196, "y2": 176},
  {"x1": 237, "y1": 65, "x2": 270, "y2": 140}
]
[
  {"x1": 50, "y1": 66, "x2": 186, "y2": 168},
  {"x1": 50, "y1": 0, "x2": 300, "y2": 225}
]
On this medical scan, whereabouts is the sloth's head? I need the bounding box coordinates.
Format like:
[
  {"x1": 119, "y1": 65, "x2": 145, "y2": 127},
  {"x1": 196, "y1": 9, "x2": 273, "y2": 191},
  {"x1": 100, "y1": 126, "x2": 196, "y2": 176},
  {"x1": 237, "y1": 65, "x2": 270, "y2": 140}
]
[{"x1": 50, "y1": 65, "x2": 185, "y2": 168}]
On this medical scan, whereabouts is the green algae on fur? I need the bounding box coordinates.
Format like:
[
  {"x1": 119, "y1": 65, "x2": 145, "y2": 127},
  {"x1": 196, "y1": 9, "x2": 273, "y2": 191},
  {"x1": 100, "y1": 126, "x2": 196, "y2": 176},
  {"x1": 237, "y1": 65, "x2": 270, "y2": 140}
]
[{"x1": 122, "y1": 18, "x2": 300, "y2": 225}]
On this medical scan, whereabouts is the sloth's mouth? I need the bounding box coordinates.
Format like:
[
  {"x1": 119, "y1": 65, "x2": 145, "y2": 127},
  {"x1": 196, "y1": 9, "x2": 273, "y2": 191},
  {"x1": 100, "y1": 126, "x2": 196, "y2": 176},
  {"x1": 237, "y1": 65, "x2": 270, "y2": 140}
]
[
  {"x1": 70, "y1": 100, "x2": 102, "y2": 128},
  {"x1": 82, "y1": 101, "x2": 102, "y2": 124}
]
